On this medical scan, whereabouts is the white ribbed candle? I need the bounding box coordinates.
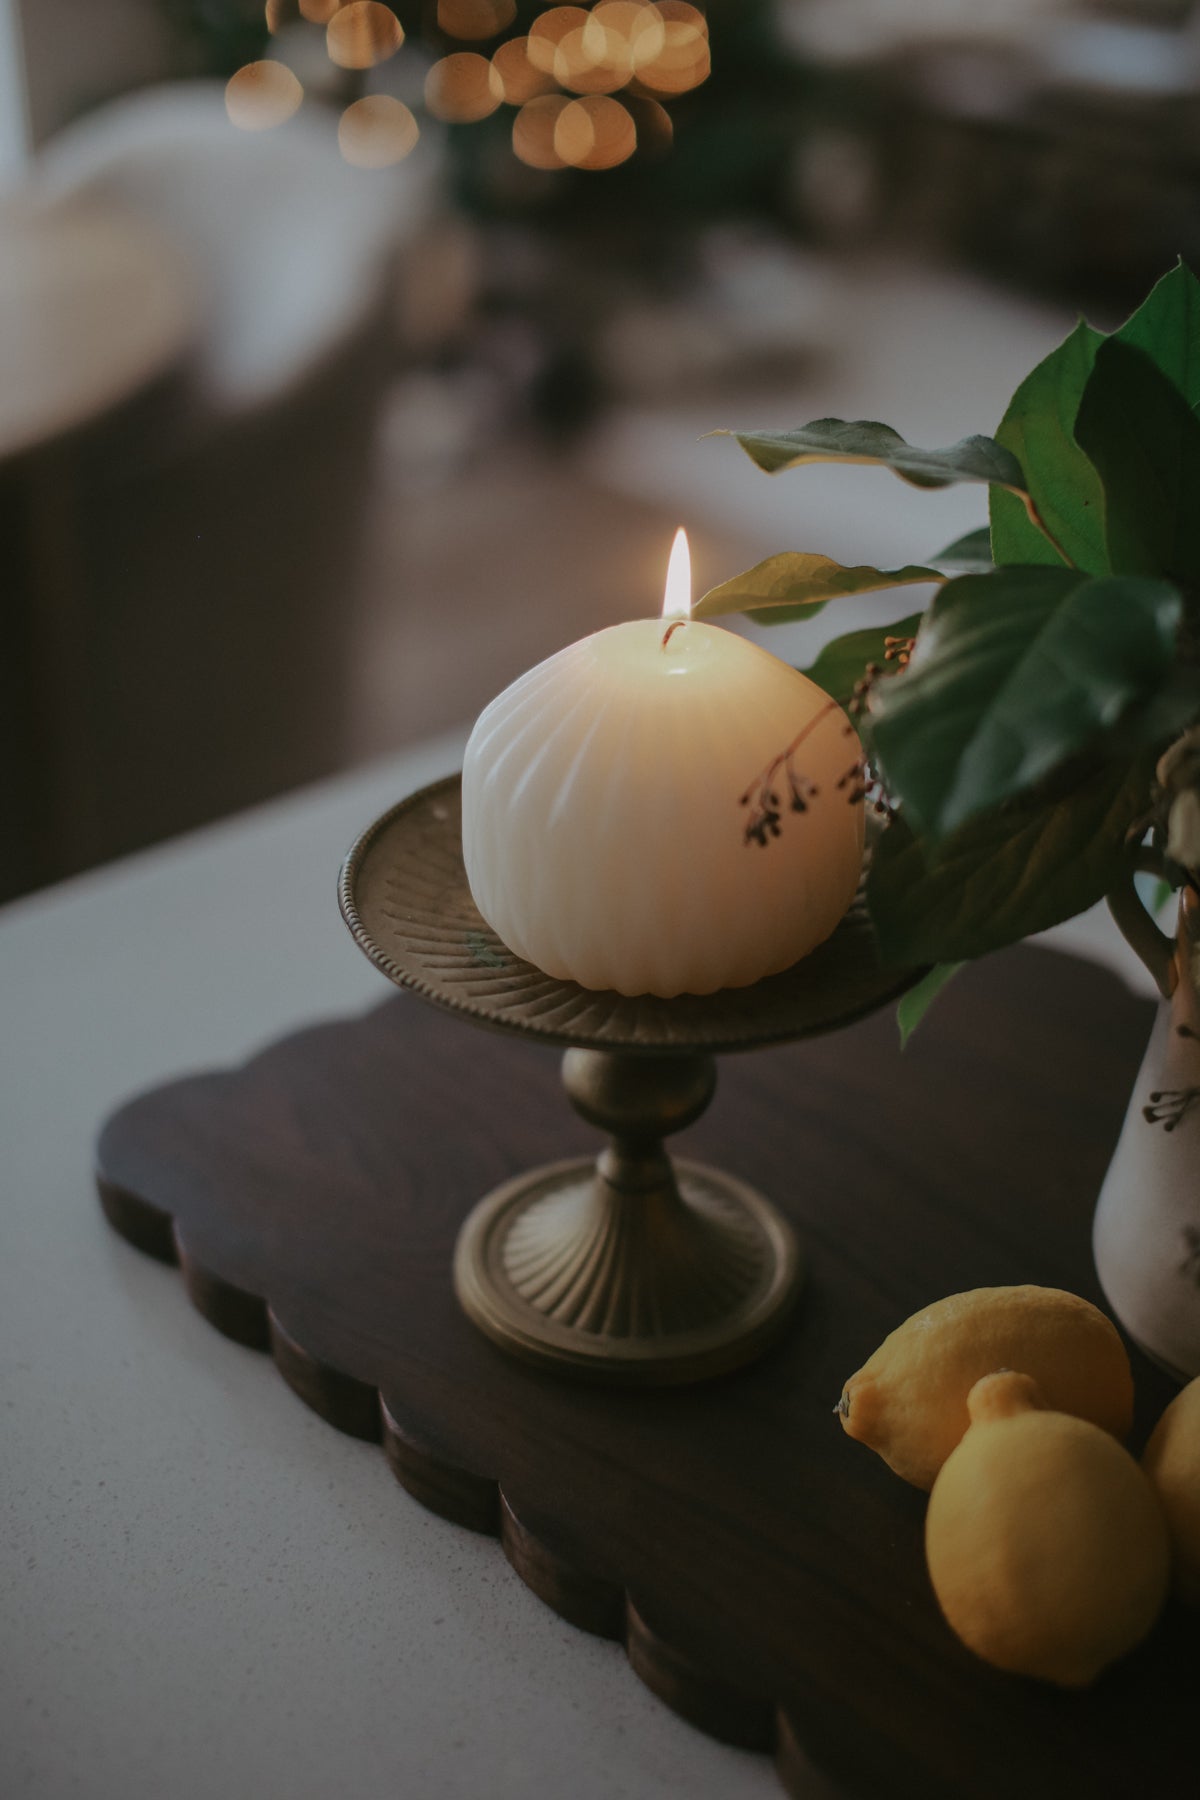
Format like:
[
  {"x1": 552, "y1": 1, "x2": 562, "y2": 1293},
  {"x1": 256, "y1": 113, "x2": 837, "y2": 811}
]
[{"x1": 462, "y1": 618, "x2": 865, "y2": 998}]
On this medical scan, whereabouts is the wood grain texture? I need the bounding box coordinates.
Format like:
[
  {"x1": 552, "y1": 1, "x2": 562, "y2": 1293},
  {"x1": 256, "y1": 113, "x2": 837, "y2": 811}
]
[{"x1": 95, "y1": 946, "x2": 1192, "y2": 1799}]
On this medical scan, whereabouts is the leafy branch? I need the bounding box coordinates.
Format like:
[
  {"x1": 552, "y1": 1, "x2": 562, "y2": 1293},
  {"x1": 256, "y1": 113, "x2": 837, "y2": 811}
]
[{"x1": 706, "y1": 259, "x2": 1200, "y2": 1039}]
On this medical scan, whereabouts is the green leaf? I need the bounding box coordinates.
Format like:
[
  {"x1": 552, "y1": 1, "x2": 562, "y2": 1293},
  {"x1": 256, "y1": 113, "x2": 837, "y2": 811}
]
[
  {"x1": 869, "y1": 567, "x2": 1182, "y2": 839},
  {"x1": 693, "y1": 554, "x2": 941, "y2": 624},
  {"x1": 717, "y1": 419, "x2": 1026, "y2": 493},
  {"x1": 1116, "y1": 260, "x2": 1200, "y2": 410},
  {"x1": 799, "y1": 613, "x2": 925, "y2": 709},
  {"x1": 867, "y1": 756, "x2": 1156, "y2": 964},
  {"x1": 896, "y1": 962, "x2": 964, "y2": 1048},
  {"x1": 930, "y1": 526, "x2": 994, "y2": 574},
  {"x1": 988, "y1": 320, "x2": 1107, "y2": 572},
  {"x1": 1075, "y1": 336, "x2": 1200, "y2": 582}
]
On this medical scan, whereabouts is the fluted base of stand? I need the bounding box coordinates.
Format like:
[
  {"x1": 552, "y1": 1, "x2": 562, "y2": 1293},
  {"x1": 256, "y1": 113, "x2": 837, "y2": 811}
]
[{"x1": 453, "y1": 1156, "x2": 802, "y2": 1384}]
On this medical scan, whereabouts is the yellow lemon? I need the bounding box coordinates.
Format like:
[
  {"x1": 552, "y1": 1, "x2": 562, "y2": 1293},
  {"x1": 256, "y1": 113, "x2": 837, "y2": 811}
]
[
  {"x1": 926, "y1": 1372, "x2": 1169, "y2": 1687},
  {"x1": 838, "y1": 1284, "x2": 1133, "y2": 1489},
  {"x1": 1142, "y1": 1375, "x2": 1200, "y2": 1604}
]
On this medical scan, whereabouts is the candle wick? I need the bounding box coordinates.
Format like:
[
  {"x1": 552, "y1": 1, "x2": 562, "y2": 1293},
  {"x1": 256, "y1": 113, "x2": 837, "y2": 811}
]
[{"x1": 661, "y1": 620, "x2": 687, "y2": 649}]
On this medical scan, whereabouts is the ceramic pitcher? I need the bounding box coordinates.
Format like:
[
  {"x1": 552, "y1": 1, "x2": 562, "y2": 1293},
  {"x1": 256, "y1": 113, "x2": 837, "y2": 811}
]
[{"x1": 1094, "y1": 885, "x2": 1200, "y2": 1380}]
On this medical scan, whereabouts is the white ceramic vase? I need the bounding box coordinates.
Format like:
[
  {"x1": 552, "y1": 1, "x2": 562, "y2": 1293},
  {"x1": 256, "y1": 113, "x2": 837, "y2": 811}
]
[{"x1": 1094, "y1": 886, "x2": 1200, "y2": 1380}]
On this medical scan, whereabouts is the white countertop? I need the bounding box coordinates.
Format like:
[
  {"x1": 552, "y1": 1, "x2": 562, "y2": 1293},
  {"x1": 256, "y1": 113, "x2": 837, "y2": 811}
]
[
  {"x1": 0, "y1": 727, "x2": 1155, "y2": 1800},
  {"x1": 1, "y1": 729, "x2": 780, "y2": 1800}
]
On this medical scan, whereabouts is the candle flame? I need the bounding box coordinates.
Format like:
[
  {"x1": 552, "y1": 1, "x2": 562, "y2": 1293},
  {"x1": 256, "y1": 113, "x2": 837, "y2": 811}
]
[{"x1": 661, "y1": 526, "x2": 691, "y2": 620}]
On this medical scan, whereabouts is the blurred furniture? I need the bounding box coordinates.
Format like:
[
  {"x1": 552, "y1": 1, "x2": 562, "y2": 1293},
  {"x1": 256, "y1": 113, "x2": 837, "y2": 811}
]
[
  {"x1": 783, "y1": 0, "x2": 1200, "y2": 304},
  {"x1": 2, "y1": 83, "x2": 429, "y2": 904}
]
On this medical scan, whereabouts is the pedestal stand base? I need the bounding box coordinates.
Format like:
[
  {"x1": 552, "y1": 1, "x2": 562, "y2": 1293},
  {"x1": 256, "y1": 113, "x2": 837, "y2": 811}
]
[{"x1": 454, "y1": 1156, "x2": 802, "y2": 1383}]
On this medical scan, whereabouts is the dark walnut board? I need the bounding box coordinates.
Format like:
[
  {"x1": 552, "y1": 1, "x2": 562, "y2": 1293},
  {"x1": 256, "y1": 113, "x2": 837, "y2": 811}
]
[{"x1": 95, "y1": 945, "x2": 1193, "y2": 1800}]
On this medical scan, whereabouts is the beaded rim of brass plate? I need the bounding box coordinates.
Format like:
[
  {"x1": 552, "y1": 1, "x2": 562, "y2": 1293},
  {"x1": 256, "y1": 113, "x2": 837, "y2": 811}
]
[
  {"x1": 338, "y1": 775, "x2": 918, "y2": 1054},
  {"x1": 453, "y1": 1155, "x2": 802, "y2": 1384}
]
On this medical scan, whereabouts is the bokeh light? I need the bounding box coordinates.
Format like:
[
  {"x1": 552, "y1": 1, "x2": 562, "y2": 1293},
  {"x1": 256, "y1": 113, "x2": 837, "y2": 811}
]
[
  {"x1": 512, "y1": 93, "x2": 570, "y2": 168},
  {"x1": 554, "y1": 94, "x2": 636, "y2": 168},
  {"x1": 553, "y1": 21, "x2": 627, "y2": 95},
  {"x1": 627, "y1": 91, "x2": 673, "y2": 155},
  {"x1": 425, "y1": 53, "x2": 505, "y2": 122},
  {"x1": 242, "y1": 0, "x2": 705, "y2": 170},
  {"x1": 592, "y1": 2, "x2": 666, "y2": 73},
  {"x1": 437, "y1": 0, "x2": 516, "y2": 41},
  {"x1": 491, "y1": 37, "x2": 558, "y2": 104},
  {"x1": 225, "y1": 60, "x2": 304, "y2": 131},
  {"x1": 338, "y1": 94, "x2": 420, "y2": 165},
  {"x1": 526, "y1": 8, "x2": 590, "y2": 75},
  {"x1": 326, "y1": 1, "x2": 404, "y2": 70},
  {"x1": 634, "y1": 16, "x2": 710, "y2": 97}
]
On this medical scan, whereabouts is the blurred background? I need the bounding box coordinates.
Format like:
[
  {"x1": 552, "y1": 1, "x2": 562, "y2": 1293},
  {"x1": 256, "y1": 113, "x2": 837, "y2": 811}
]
[{"x1": 3, "y1": 0, "x2": 1199, "y2": 903}]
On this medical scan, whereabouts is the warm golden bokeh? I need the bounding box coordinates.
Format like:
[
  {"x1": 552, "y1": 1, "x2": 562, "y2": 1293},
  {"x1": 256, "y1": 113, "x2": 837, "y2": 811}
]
[
  {"x1": 338, "y1": 94, "x2": 420, "y2": 165},
  {"x1": 627, "y1": 91, "x2": 673, "y2": 155},
  {"x1": 512, "y1": 94, "x2": 570, "y2": 168},
  {"x1": 425, "y1": 53, "x2": 505, "y2": 122},
  {"x1": 634, "y1": 19, "x2": 710, "y2": 96},
  {"x1": 225, "y1": 60, "x2": 304, "y2": 131},
  {"x1": 525, "y1": 7, "x2": 590, "y2": 75},
  {"x1": 326, "y1": 1, "x2": 404, "y2": 69},
  {"x1": 264, "y1": 0, "x2": 299, "y2": 30},
  {"x1": 591, "y1": 1, "x2": 666, "y2": 72},
  {"x1": 491, "y1": 37, "x2": 558, "y2": 105},
  {"x1": 554, "y1": 94, "x2": 636, "y2": 169},
  {"x1": 655, "y1": 1, "x2": 707, "y2": 33},
  {"x1": 244, "y1": 0, "x2": 703, "y2": 167},
  {"x1": 553, "y1": 22, "x2": 627, "y2": 95},
  {"x1": 437, "y1": 0, "x2": 516, "y2": 41}
]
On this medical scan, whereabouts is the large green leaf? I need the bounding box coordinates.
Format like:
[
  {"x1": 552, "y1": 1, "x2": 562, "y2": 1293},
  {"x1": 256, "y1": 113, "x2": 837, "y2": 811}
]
[
  {"x1": 800, "y1": 613, "x2": 925, "y2": 709},
  {"x1": 896, "y1": 961, "x2": 965, "y2": 1048},
  {"x1": 693, "y1": 554, "x2": 940, "y2": 624},
  {"x1": 1116, "y1": 260, "x2": 1200, "y2": 410},
  {"x1": 867, "y1": 757, "x2": 1156, "y2": 964},
  {"x1": 869, "y1": 566, "x2": 1182, "y2": 838},
  {"x1": 1075, "y1": 336, "x2": 1200, "y2": 582},
  {"x1": 988, "y1": 320, "x2": 1107, "y2": 572},
  {"x1": 930, "y1": 526, "x2": 994, "y2": 573},
  {"x1": 718, "y1": 419, "x2": 1026, "y2": 492}
]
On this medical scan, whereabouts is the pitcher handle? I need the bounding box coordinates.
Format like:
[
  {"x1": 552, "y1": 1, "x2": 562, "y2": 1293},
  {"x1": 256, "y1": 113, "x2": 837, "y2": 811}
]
[{"x1": 1106, "y1": 854, "x2": 1179, "y2": 1000}]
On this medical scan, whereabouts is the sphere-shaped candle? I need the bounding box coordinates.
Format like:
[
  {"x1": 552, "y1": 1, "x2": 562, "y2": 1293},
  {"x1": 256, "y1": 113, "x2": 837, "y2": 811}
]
[{"x1": 461, "y1": 531, "x2": 865, "y2": 998}]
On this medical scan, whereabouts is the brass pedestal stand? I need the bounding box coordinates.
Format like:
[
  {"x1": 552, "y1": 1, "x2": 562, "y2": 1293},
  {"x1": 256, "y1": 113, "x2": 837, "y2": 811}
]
[{"x1": 339, "y1": 775, "x2": 914, "y2": 1385}]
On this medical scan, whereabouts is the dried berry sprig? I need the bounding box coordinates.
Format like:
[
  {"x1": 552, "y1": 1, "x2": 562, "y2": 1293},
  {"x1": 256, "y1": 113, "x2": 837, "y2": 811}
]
[{"x1": 741, "y1": 704, "x2": 870, "y2": 848}]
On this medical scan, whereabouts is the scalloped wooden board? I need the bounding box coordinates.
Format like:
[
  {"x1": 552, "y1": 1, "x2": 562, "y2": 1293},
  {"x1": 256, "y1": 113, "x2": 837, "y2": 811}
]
[{"x1": 95, "y1": 946, "x2": 1192, "y2": 1799}]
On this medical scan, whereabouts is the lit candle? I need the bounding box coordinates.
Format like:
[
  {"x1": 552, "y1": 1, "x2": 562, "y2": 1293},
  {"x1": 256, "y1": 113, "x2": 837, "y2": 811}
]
[{"x1": 461, "y1": 530, "x2": 865, "y2": 998}]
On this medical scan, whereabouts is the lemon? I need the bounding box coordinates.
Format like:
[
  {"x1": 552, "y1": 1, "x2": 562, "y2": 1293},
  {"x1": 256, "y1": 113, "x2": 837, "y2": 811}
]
[
  {"x1": 926, "y1": 1372, "x2": 1169, "y2": 1686},
  {"x1": 1142, "y1": 1375, "x2": 1200, "y2": 1605},
  {"x1": 838, "y1": 1284, "x2": 1134, "y2": 1489}
]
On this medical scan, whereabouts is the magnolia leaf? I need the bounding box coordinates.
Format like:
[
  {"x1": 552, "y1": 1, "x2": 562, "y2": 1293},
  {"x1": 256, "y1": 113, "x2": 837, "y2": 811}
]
[
  {"x1": 930, "y1": 526, "x2": 994, "y2": 574},
  {"x1": 693, "y1": 554, "x2": 940, "y2": 624},
  {"x1": 896, "y1": 961, "x2": 964, "y2": 1048},
  {"x1": 1075, "y1": 337, "x2": 1200, "y2": 582},
  {"x1": 1116, "y1": 260, "x2": 1200, "y2": 411},
  {"x1": 867, "y1": 757, "x2": 1156, "y2": 965},
  {"x1": 719, "y1": 420, "x2": 1026, "y2": 493},
  {"x1": 869, "y1": 567, "x2": 1182, "y2": 839},
  {"x1": 988, "y1": 319, "x2": 1107, "y2": 572},
  {"x1": 800, "y1": 613, "x2": 924, "y2": 710}
]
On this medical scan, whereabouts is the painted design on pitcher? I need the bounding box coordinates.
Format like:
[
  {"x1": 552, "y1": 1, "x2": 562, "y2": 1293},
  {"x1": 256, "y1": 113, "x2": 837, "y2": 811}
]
[{"x1": 1142, "y1": 1087, "x2": 1200, "y2": 1131}]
